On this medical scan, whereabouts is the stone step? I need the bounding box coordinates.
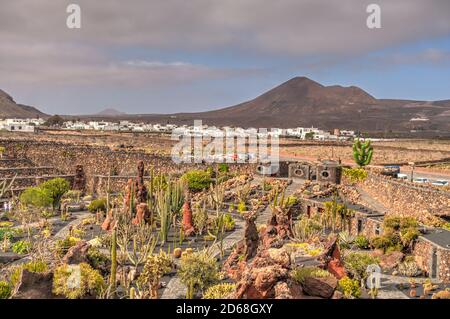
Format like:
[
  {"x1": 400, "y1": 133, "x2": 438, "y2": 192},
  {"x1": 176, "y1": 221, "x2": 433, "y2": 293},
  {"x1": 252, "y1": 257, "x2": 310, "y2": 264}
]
[
  {"x1": 0, "y1": 158, "x2": 33, "y2": 168},
  {"x1": 0, "y1": 166, "x2": 59, "y2": 178}
]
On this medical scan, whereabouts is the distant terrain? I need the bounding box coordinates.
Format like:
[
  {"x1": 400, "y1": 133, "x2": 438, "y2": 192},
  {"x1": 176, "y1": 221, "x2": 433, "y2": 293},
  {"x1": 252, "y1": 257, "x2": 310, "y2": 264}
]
[
  {"x1": 0, "y1": 89, "x2": 47, "y2": 119},
  {"x1": 2, "y1": 77, "x2": 450, "y2": 133},
  {"x1": 120, "y1": 77, "x2": 450, "y2": 132}
]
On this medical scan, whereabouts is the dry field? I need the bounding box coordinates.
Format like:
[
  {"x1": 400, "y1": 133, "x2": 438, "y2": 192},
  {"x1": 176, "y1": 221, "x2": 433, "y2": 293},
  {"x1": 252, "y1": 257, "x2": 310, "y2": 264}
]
[
  {"x1": 280, "y1": 138, "x2": 450, "y2": 168},
  {"x1": 0, "y1": 130, "x2": 175, "y2": 155}
]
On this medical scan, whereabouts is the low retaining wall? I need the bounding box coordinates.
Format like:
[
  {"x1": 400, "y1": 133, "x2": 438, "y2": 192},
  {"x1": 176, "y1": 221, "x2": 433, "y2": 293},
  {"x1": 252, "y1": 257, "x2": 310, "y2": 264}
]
[
  {"x1": 359, "y1": 173, "x2": 450, "y2": 225},
  {"x1": 413, "y1": 239, "x2": 450, "y2": 283}
]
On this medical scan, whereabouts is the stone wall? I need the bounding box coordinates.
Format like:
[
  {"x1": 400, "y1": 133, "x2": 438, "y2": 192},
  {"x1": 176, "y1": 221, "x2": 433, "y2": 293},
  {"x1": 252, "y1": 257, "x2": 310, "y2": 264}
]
[
  {"x1": 0, "y1": 158, "x2": 33, "y2": 168},
  {"x1": 349, "y1": 214, "x2": 383, "y2": 238},
  {"x1": 413, "y1": 239, "x2": 450, "y2": 283},
  {"x1": 2, "y1": 175, "x2": 75, "y2": 197},
  {"x1": 0, "y1": 139, "x2": 255, "y2": 194},
  {"x1": 92, "y1": 175, "x2": 153, "y2": 195},
  {"x1": 0, "y1": 166, "x2": 58, "y2": 178},
  {"x1": 359, "y1": 173, "x2": 450, "y2": 225},
  {"x1": 439, "y1": 249, "x2": 450, "y2": 283}
]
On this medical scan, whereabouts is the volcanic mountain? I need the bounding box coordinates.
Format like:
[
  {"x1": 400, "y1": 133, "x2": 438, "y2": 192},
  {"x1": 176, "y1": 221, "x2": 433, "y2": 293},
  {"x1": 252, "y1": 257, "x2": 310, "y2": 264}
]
[
  {"x1": 0, "y1": 89, "x2": 47, "y2": 119},
  {"x1": 2, "y1": 77, "x2": 450, "y2": 133},
  {"x1": 137, "y1": 77, "x2": 450, "y2": 132}
]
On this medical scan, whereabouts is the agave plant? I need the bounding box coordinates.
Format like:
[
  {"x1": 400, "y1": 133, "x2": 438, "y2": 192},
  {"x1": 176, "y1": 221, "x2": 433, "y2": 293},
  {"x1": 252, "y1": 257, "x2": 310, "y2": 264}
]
[{"x1": 338, "y1": 231, "x2": 356, "y2": 249}]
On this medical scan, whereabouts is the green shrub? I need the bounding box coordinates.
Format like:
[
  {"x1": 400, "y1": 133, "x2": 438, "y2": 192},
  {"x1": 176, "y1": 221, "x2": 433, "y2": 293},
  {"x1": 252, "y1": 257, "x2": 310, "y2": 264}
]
[
  {"x1": 0, "y1": 228, "x2": 15, "y2": 241},
  {"x1": 23, "y1": 260, "x2": 48, "y2": 273},
  {"x1": 218, "y1": 163, "x2": 229, "y2": 174},
  {"x1": 39, "y1": 178, "x2": 70, "y2": 210},
  {"x1": 354, "y1": 235, "x2": 370, "y2": 249},
  {"x1": 222, "y1": 213, "x2": 235, "y2": 231},
  {"x1": 19, "y1": 187, "x2": 53, "y2": 208},
  {"x1": 206, "y1": 166, "x2": 216, "y2": 178},
  {"x1": 384, "y1": 217, "x2": 418, "y2": 232},
  {"x1": 400, "y1": 228, "x2": 420, "y2": 247},
  {"x1": 373, "y1": 217, "x2": 420, "y2": 252},
  {"x1": 342, "y1": 168, "x2": 368, "y2": 183},
  {"x1": 52, "y1": 263, "x2": 105, "y2": 299},
  {"x1": 286, "y1": 195, "x2": 298, "y2": 206},
  {"x1": 86, "y1": 248, "x2": 110, "y2": 273},
  {"x1": 338, "y1": 276, "x2": 361, "y2": 298},
  {"x1": 343, "y1": 252, "x2": 379, "y2": 280},
  {"x1": 370, "y1": 234, "x2": 401, "y2": 253},
  {"x1": 203, "y1": 283, "x2": 235, "y2": 299},
  {"x1": 182, "y1": 170, "x2": 212, "y2": 192},
  {"x1": 63, "y1": 190, "x2": 82, "y2": 202},
  {"x1": 56, "y1": 236, "x2": 81, "y2": 257},
  {"x1": 237, "y1": 201, "x2": 247, "y2": 213},
  {"x1": 178, "y1": 251, "x2": 219, "y2": 299},
  {"x1": 87, "y1": 198, "x2": 107, "y2": 213},
  {"x1": 11, "y1": 240, "x2": 31, "y2": 254},
  {"x1": 0, "y1": 221, "x2": 13, "y2": 228},
  {"x1": 9, "y1": 260, "x2": 48, "y2": 288},
  {"x1": 0, "y1": 281, "x2": 12, "y2": 299},
  {"x1": 291, "y1": 267, "x2": 332, "y2": 284}
]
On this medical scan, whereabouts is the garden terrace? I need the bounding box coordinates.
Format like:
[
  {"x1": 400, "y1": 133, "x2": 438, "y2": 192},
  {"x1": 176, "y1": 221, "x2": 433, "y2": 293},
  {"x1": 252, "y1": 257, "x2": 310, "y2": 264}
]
[
  {"x1": 0, "y1": 158, "x2": 33, "y2": 168},
  {"x1": 0, "y1": 166, "x2": 59, "y2": 178},
  {"x1": 2, "y1": 175, "x2": 75, "y2": 197},
  {"x1": 0, "y1": 138, "x2": 256, "y2": 187}
]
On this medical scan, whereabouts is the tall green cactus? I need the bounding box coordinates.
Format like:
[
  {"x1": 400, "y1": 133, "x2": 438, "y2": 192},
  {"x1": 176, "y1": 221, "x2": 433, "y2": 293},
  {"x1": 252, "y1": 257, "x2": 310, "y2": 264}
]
[
  {"x1": 352, "y1": 138, "x2": 373, "y2": 167},
  {"x1": 156, "y1": 187, "x2": 172, "y2": 244},
  {"x1": 110, "y1": 228, "x2": 118, "y2": 290}
]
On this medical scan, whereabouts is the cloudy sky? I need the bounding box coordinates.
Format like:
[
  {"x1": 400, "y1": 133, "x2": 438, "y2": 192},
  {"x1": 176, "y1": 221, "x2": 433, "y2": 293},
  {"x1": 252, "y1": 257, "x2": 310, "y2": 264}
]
[{"x1": 1, "y1": 0, "x2": 450, "y2": 115}]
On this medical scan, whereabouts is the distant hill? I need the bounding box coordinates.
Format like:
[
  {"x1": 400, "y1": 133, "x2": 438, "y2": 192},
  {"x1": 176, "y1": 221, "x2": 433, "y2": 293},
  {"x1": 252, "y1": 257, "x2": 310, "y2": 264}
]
[
  {"x1": 0, "y1": 89, "x2": 47, "y2": 119},
  {"x1": 3, "y1": 77, "x2": 450, "y2": 133},
  {"x1": 94, "y1": 108, "x2": 127, "y2": 117},
  {"x1": 118, "y1": 76, "x2": 450, "y2": 132}
]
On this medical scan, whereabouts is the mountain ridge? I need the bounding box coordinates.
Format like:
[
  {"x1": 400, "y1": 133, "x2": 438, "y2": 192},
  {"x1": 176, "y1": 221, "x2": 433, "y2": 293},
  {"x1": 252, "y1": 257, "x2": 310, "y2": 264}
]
[
  {"x1": 2, "y1": 77, "x2": 449, "y2": 132},
  {"x1": 0, "y1": 89, "x2": 47, "y2": 119}
]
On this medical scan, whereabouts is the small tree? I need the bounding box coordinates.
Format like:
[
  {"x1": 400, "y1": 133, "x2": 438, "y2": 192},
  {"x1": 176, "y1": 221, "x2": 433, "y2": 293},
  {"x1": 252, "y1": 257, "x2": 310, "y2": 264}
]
[
  {"x1": 304, "y1": 132, "x2": 315, "y2": 140},
  {"x1": 44, "y1": 115, "x2": 65, "y2": 127},
  {"x1": 39, "y1": 178, "x2": 70, "y2": 211},
  {"x1": 352, "y1": 138, "x2": 373, "y2": 167},
  {"x1": 19, "y1": 187, "x2": 53, "y2": 209},
  {"x1": 0, "y1": 146, "x2": 5, "y2": 158}
]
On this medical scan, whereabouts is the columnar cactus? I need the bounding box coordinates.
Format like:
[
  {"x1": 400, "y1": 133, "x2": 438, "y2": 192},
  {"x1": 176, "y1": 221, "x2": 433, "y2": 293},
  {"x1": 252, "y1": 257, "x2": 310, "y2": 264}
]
[
  {"x1": 110, "y1": 229, "x2": 117, "y2": 289},
  {"x1": 352, "y1": 138, "x2": 373, "y2": 167}
]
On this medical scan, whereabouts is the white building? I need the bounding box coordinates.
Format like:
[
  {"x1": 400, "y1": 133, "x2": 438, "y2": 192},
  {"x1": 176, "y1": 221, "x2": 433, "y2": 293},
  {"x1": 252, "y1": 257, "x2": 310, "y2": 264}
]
[{"x1": 0, "y1": 118, "x2": 39, "y2": 132}]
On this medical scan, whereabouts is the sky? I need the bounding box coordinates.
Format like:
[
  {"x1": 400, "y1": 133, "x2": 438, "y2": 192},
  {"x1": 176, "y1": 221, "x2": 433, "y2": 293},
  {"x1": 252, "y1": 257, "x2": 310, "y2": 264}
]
[{"x1": 1, "y1": 0, "x2": 450, "y2": 115}]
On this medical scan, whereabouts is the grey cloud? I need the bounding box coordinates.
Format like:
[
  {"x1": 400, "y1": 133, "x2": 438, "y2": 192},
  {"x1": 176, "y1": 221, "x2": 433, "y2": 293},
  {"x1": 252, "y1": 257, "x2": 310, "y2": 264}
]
[
  {"x1": 1, "y1": 0, "x2": 449, "y2": 55},
  {"x1": 1, "y1": 0, "x2": 450, "y2": 91}
]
